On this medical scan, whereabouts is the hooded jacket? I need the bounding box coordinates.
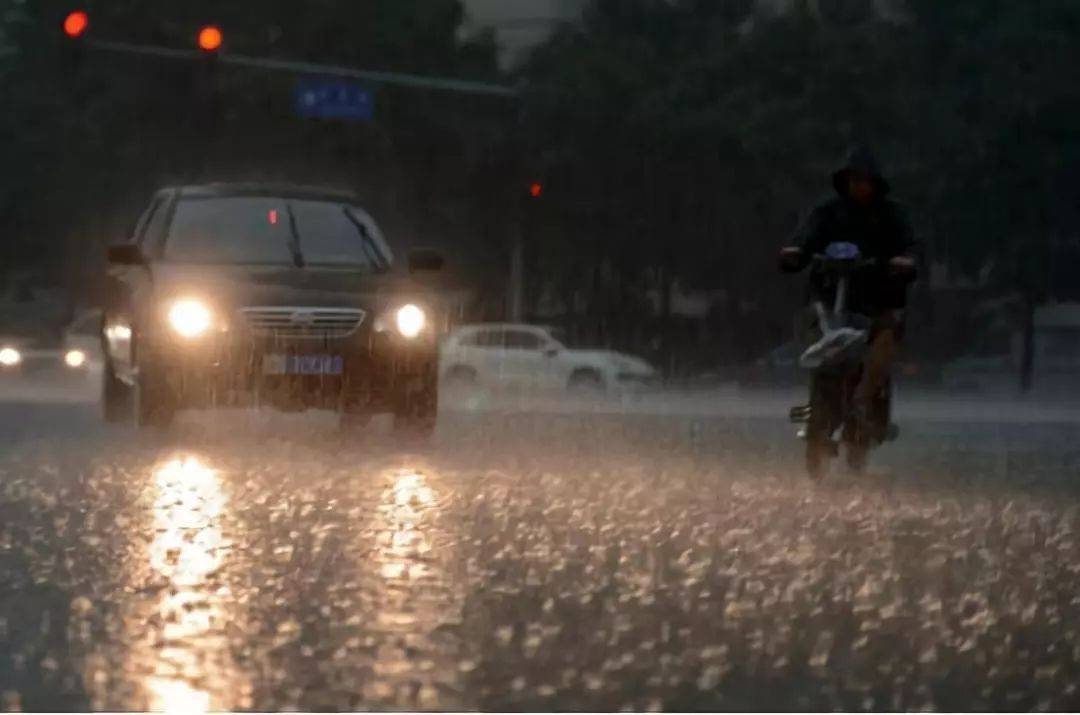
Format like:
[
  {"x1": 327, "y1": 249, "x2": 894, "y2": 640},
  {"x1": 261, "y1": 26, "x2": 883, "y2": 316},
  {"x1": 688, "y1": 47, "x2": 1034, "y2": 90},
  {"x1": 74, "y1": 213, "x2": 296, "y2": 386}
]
[{"x1": 788, "y1": 146, "x2": 917, "y2": 312}]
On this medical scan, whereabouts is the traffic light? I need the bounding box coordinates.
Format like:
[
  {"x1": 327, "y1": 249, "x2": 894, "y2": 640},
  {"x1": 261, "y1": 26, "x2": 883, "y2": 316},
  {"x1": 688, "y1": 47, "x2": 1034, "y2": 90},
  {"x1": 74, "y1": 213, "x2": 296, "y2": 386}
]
[
  {"x1": 60, "y1": 10, "x2": 90, "y2": 80},
  {"x1": 529, "y1": 182, "x2": 544, "y2": 199},
  {"x1": 197, "y1": 25, "x2": 223, "y2": 53},
  {"x1": 62, "y1": 10, "x2": 89, "y2": 39},
  {"x1": 192, "y1": 25, "x2": 225, "y2": 136}
]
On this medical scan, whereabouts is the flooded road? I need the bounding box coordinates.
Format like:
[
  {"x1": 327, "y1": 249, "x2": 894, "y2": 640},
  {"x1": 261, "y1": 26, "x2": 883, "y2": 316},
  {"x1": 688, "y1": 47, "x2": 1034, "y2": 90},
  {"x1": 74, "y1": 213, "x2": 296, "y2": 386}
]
[{"x1": 1, "y1": 390, "x2": 1079, "y2": 710}]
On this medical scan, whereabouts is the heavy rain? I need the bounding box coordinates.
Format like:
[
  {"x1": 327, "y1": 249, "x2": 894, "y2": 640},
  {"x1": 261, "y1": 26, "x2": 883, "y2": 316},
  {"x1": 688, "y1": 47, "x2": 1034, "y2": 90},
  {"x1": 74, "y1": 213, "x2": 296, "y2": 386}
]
[{"x1": 3, "y1": 1, "x2": 1080, "y2": 712}]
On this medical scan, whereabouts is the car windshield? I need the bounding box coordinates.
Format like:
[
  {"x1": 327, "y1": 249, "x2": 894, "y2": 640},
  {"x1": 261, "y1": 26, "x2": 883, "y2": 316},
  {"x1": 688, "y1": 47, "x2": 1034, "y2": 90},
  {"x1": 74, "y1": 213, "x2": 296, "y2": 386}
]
[{"x1": 164, "y1": 196, "x2": 393, "y2": 268}]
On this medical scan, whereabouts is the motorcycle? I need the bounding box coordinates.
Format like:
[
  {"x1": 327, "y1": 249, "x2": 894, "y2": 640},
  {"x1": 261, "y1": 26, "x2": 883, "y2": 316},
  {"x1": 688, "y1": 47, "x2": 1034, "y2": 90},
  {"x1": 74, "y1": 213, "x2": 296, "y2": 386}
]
[{"x1": 788, "y1": 242, "x2": 897, "y2": 480}]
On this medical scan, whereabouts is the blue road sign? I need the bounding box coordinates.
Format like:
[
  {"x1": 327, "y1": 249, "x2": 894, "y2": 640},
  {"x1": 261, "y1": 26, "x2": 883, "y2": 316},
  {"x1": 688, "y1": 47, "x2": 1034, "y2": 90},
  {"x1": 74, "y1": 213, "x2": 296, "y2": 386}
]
[{"x1": 295, "y1": 78, "x2": 374, "y2": 121}]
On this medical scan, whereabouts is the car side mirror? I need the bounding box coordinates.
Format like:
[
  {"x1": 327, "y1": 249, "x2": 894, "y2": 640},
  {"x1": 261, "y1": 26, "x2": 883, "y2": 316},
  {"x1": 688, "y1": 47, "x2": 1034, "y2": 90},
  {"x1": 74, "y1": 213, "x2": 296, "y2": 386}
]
[
  {"x1": 408, "y1": 248, "x2": 445, "y2": 274},
  {"x1": 544, "y1": 346, "x2": 560, "y2": 358},
  {"x1": 107, "y1": 244, "x2": 146, "y2": 266}
]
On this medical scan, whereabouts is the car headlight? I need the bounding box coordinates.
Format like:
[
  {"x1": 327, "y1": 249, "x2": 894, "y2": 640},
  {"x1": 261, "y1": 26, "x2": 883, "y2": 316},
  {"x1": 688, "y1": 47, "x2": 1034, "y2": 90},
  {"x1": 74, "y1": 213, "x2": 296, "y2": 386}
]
[
  {"x1": 395, "y1": 304, "x2": 426, "y2": 339},
  {"x1": 64, "y1": 349, "x2": 87, "y2": 368},
  {"x1": 0, "y1": 347, "x2": 21, "y2": 367},
  {"x1": 168, "y1": 299, "x2": 213, "y2": 339}
]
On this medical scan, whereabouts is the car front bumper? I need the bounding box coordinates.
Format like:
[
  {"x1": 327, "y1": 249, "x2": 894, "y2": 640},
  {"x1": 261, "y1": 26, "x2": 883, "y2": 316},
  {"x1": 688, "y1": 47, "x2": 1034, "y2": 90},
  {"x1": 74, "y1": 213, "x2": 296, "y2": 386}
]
[{"x1": 141, "y1": 329, "x2": 438, "y2": 411}]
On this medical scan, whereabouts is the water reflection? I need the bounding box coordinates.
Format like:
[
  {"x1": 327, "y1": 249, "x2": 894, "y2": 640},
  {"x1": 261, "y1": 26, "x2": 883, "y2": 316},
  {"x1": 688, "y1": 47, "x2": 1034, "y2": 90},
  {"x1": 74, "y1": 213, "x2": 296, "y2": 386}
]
[
  {"x1": 148, "y1": 457, "x2": 224, "y2": 585},
  {"x1": 392, "y1": 471, "x2": 436, "y2": 508},
  {"x1": 374, "y1": 470, "x2": 436, "y2": 633},
  {"x1": 136, "y1": 456, "x2": 243, "y2": 712},
  {"x1": 366, "y1": 467, "x2": 464, "y2": 709}
]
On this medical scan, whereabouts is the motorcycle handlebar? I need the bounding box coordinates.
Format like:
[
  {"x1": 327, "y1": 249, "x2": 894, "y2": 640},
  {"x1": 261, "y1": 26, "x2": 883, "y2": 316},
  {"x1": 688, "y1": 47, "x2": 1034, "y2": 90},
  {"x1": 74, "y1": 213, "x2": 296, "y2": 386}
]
[{"x1": 811, "y1": 254, "x2": 878, "y2": 269}]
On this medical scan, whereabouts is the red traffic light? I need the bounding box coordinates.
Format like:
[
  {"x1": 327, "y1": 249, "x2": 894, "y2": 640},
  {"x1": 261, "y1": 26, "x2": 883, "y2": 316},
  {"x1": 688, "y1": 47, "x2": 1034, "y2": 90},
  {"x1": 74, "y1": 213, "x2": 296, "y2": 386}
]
[
  {"x1": 197, "y1": 25, "x2": 223, "y2": 52},
  {"x1": 63, "y1": 10, "x2": 89, "y2": 38},
  {"x1": 529, "y1": 182, "x2": 543, "y2": 198}
]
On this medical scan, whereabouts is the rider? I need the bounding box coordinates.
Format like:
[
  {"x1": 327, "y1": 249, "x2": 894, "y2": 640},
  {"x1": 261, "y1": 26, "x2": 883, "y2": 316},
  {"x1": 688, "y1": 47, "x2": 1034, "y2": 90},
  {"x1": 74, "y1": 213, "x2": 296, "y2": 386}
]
[{"x1": 779, "y1": 146, "x2": 917, "y2": 422}]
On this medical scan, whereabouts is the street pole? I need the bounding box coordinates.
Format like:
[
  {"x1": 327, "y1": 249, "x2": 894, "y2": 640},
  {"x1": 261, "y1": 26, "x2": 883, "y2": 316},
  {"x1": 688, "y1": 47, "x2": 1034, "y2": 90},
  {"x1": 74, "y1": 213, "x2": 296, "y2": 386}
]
[{"x1": 508, "y1": 221, "x2": 525, "y2": 321}]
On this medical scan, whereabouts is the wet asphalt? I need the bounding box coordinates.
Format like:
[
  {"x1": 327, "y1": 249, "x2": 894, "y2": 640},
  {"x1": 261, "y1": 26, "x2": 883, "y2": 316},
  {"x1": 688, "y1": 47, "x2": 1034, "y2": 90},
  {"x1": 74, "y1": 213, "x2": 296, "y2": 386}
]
[{"x1": 2, "y1": 382, "x2": 1080, "y2": 711}]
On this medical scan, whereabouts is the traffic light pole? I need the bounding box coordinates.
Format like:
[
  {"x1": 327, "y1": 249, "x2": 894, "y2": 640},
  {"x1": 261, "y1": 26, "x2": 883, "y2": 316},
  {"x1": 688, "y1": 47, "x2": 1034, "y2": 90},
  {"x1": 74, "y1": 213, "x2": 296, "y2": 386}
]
[
  {"x1": 508, "y1": 221, "x2": 525, "y2": 322},
  {"x1": 84, "y1": 38, "x2": 519, "y2": 98}
]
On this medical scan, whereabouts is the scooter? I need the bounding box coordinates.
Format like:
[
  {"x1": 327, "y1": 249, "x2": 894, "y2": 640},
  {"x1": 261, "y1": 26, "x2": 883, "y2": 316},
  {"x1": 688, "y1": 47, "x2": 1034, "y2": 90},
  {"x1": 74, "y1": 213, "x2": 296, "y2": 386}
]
[{"x1": 788, "y1": 242, "x2": 897, "y2": 480}]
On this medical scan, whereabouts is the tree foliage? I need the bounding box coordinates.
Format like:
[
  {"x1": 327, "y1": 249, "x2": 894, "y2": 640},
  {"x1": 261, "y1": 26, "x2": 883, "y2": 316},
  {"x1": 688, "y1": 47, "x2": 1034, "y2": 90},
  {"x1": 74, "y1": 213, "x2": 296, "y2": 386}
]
[
  {"x1": 0, "y1": 0, "x2": 502, "y2": 295},
  {"x1": 514, "y1": 0, "x2": 1080, "y2": 361}
]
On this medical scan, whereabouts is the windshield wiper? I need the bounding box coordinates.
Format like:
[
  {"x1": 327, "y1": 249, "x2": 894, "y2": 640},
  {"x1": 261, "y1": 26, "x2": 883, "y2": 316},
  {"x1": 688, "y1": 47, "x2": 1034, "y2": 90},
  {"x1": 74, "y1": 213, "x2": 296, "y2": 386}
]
[
  {"x1": 342, "y1": 207, "x2": 389, "y2": 272},
  {"x1": 285, "y1": 204, "x2": 305, "y2": 268}
]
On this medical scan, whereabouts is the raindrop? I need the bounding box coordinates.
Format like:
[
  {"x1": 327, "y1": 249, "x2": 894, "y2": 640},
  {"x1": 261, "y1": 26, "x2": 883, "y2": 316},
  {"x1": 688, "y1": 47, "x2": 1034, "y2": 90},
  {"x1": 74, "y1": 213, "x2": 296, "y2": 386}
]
[
  {"x1": 70, "y1": 596, "x2": 93, "y2": 617},
  {"x1": 697, "y1": 665, "x2": 725, "y2": 691},
  {"x1": 495, "y1": 626, "x2": 514, "y2": 646}
]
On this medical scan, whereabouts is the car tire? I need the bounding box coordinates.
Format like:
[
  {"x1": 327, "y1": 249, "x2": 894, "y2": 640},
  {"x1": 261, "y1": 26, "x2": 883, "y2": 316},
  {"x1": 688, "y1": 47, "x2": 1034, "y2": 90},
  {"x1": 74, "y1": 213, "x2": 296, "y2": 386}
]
[
  {"x1": 568, "y1": 369, "x2": 605, "y2": 393},
  {"x1": 135, "y1": 358, "x2": 176, "y2": 430},
  {"x1": 392, "y1": 368, "x2": 438, "y2": 438},
  {"x1": 102, "y1": 360, "x2": 133, "y2": 423}
]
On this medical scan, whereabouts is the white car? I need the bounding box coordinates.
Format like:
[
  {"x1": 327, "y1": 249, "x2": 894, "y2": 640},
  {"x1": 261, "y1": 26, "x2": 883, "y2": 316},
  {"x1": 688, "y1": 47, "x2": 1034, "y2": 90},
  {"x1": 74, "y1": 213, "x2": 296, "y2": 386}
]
[
  {"x1": 440, "y1": 323, "x2": 657, "y2": 393},
  {"x1": 62, "y1": 309, "x2": 104, "y2": 373}
]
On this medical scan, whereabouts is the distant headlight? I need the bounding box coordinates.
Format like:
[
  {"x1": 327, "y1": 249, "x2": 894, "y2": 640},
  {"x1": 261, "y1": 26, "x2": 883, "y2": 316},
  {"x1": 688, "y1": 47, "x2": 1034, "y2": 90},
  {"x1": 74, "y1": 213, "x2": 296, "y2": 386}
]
[
  {"x1": 168, "y1": 299, "x2": 213, "y2": 339},
  {"x1": 0, "y1": 347, "x2": 21, "y2": 367},
  {"x1": 64, "y1": 349, "x2": 87, "y2": 368},
  {"x1": 395, "y1": 304, "x2": 426, "y2": 339}
]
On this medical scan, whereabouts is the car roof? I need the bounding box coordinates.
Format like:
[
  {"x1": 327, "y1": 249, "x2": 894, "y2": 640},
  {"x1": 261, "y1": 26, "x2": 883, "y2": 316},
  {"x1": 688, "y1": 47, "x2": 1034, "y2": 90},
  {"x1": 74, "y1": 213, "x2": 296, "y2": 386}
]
[{"x1": 169, "y1": 183, "x2": 360, "y2": 203}]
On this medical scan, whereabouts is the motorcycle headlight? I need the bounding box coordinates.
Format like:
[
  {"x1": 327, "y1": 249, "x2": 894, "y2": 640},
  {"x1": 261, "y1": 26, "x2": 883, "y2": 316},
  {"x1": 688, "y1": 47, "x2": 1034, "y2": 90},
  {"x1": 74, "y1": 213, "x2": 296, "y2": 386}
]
[
  {"x1": 0, "y1": 347, "x2": 21, "y2": 367},
  {"x1": 395, "y1": 304, "x2": 426, "y2": 339},
  {"x1": 168, "y1": 299, "x2": 213, "y2": 339}
]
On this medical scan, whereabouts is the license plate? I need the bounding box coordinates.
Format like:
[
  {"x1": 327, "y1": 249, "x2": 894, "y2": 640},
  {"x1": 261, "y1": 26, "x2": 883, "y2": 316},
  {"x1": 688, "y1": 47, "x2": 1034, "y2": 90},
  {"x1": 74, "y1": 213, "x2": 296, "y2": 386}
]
[{"x1": 263, "y1": 354, "x2": 343, "y2": 376}]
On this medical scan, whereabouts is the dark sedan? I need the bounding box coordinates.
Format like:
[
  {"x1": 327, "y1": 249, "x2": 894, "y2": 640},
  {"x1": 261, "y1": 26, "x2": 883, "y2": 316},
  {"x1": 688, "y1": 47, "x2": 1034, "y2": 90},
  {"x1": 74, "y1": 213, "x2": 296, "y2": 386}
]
[{"x1": 102, "y1": 183, "x2": 447, "y2": 433}]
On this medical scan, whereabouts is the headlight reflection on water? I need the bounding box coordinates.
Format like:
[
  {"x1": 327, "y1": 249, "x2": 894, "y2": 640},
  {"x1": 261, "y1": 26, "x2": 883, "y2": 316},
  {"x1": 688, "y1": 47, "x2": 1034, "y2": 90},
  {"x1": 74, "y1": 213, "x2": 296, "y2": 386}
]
[
  {"x1": 137, "y1": 456, "x2": 243, "y2": 713},
  {"x1": 144, "y1": 678, "x2": 211, "y2": 715},
  {"x1": 149, "y1": 457, "x2": 224, "y2": 585},
  {"x1": 391, "y1": 470, "x2": 436, "y2": 508}
]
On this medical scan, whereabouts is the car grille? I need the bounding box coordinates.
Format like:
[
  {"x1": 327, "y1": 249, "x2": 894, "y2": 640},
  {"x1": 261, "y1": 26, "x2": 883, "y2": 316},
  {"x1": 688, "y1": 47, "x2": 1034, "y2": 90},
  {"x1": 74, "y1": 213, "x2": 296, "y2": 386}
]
[{"x1": 239, "y1": 307, "x2": 366, "y2": 339}]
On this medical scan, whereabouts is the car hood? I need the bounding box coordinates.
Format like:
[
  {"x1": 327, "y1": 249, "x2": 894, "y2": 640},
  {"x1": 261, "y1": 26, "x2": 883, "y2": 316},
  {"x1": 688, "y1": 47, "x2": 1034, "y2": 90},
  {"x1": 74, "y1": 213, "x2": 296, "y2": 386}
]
[{"x1": 149, "y1": 263, "x2": 433, "y2": 313}]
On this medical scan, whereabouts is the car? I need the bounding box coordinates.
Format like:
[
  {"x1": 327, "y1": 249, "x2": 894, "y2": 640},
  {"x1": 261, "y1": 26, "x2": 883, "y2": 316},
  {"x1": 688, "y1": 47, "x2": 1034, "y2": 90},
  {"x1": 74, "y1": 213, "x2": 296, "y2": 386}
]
[
  {"x1": 101, "y1": 183, "x2": 448, "y2": 432},
  {"x1": 0, "y1": 313, "x2": 106, "y2": 381},
  {"x1": 439, "y1": 323, "x2": 657, "y2": 394},
  {"x1": 0, "y1": 330, "x2": 65, "y2": 376},
  {"x1": 61, "y1": 309, "x2": 104, "y2": 374}
]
